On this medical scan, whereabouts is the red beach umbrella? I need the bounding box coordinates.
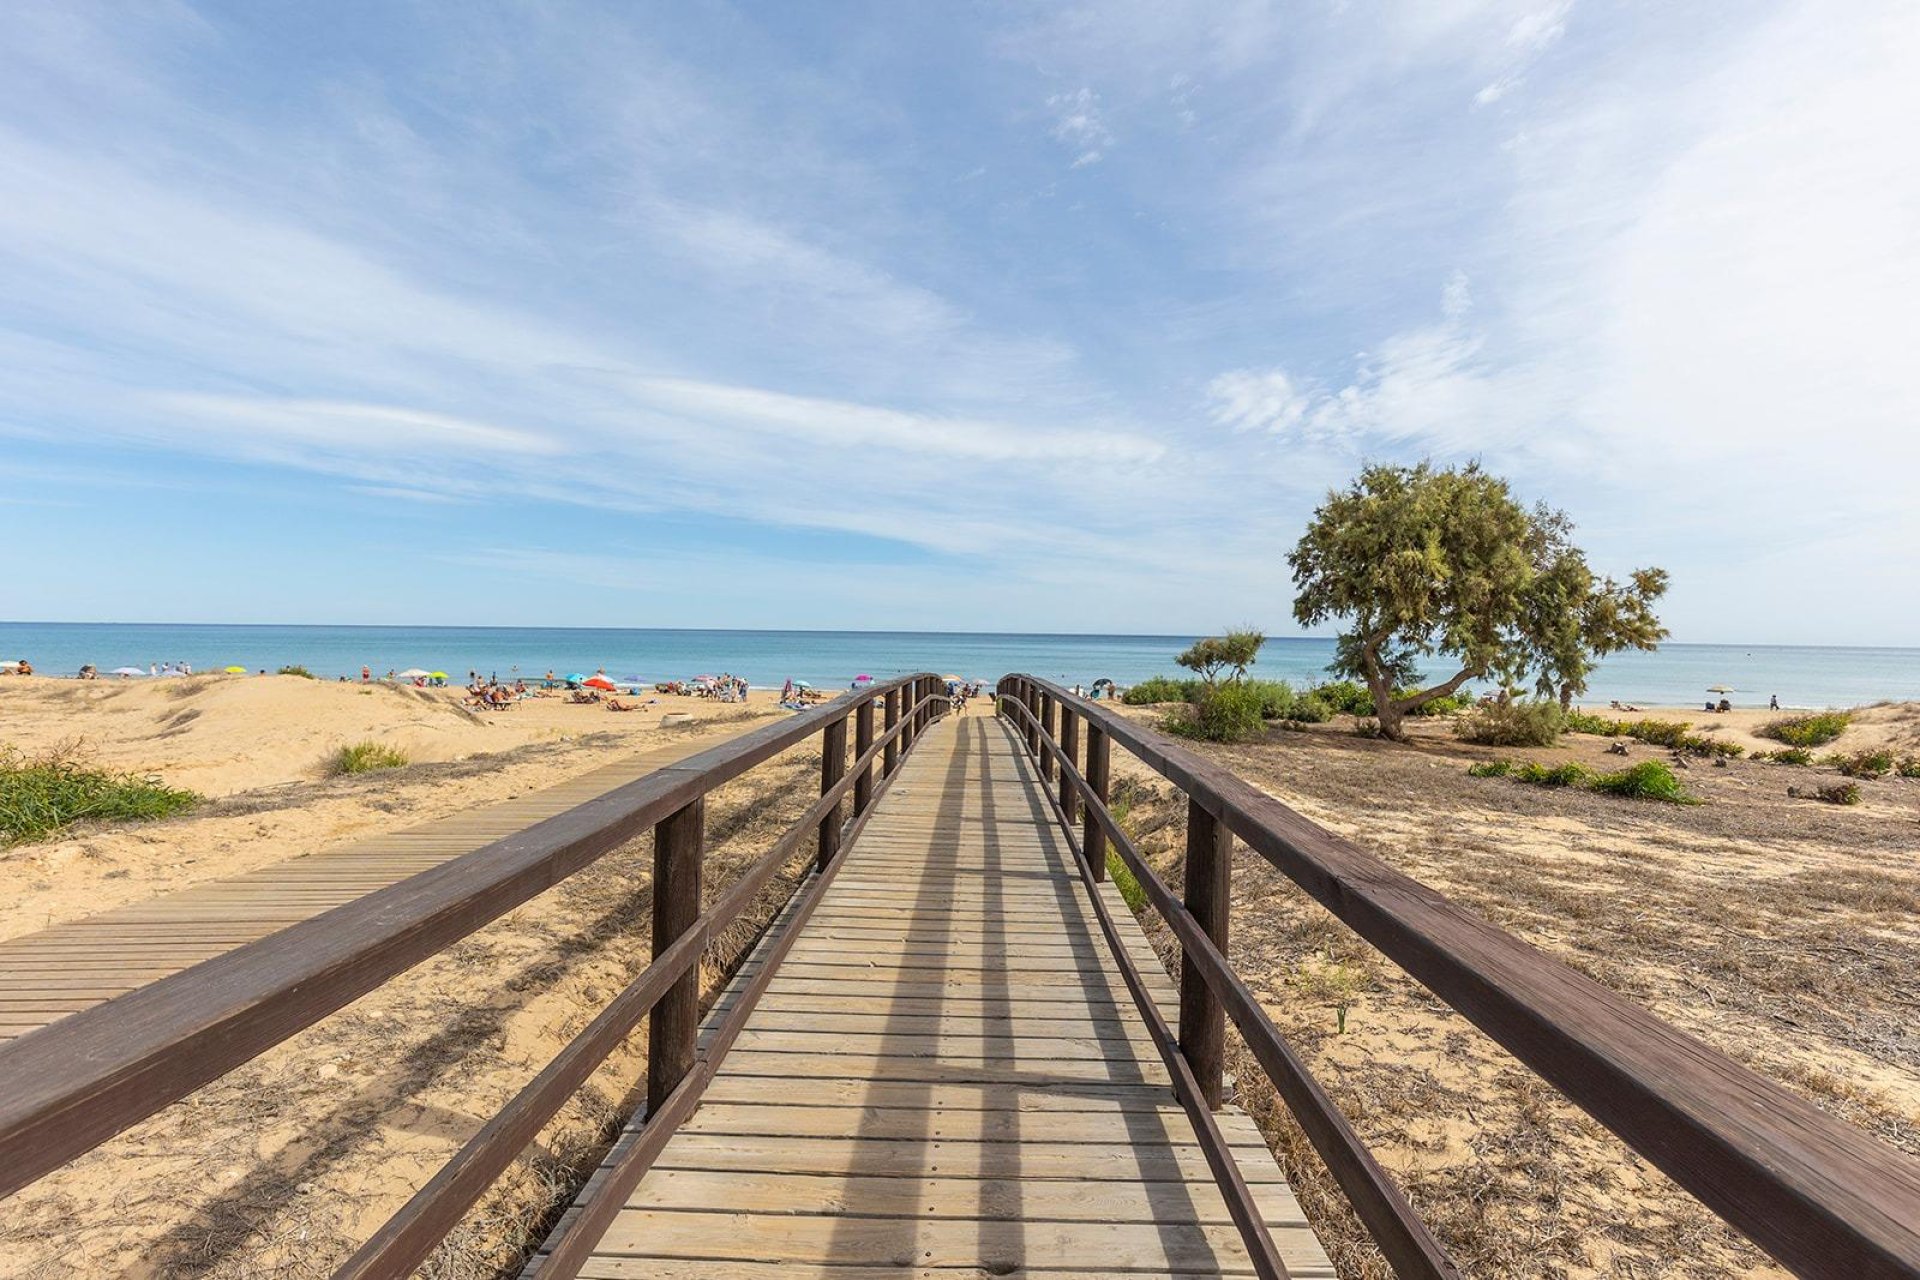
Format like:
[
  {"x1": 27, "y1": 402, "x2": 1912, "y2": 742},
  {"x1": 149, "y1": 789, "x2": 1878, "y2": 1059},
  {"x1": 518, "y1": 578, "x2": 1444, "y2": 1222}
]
[{"x1": 583, "y1": 675, "x2": 617, "y2": 691}]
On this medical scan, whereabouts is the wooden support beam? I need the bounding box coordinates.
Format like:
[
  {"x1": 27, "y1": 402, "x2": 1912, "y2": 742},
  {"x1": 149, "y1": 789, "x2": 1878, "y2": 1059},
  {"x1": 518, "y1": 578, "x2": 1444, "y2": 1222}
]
[
  {"x1": 648, "y1": 798, "x2": 704, "y2": 1114},
  {"x1": 1179, "y1": 797, "x2": 1230, "y2": 1110}
]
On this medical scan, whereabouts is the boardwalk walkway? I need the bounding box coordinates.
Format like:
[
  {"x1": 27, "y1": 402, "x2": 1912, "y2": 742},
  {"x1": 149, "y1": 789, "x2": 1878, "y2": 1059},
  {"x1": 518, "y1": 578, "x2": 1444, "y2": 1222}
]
[
  {"x1": 0, "y1": 726, "x2": 755, "y2": 1043},
  {"x1": 536, "y1": 712, "x2": 1334, "y2": 1278}
]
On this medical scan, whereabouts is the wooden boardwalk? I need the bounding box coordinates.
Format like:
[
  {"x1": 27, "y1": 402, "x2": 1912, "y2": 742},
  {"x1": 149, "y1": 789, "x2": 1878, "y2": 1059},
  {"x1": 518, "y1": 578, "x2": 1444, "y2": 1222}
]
[
  {"x1": 536, "y1": 712, "x2": 1334, "y2": 1278},
  {"x1": 0, "y1": 729, "x2": 748, "y2": 1043}
]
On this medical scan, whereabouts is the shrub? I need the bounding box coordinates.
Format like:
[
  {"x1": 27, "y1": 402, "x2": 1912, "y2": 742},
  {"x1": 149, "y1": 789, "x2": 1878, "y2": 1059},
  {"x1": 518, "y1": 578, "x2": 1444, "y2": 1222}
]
[
  {"x1": 1760, "y1": 711, "x2": 1851, "y2": 747},
  {"x1": 1900, "y1": 757, "x2": 1920, "y2": 779},
  {"x1": 1242, "y1": 679, "x2": 1299, "y2": 719},
  {"x1": 1832, "y1": 750, "x2": 1894, "y2": 779},
  {"x1": 1122, "y1": 676, "x2": 1197, "y2": 706},
  {"x1": 1755, "y1": 747, "x2": 1814, "y2": 765},
  {"x1": 1311, "y1": 680, "x2": 1374, "y2": 715},
  {"x1": 327, "y1": 741, "x2": 410, "y2": 775},
  {"x1": 1350, "y1": 718, "x2": 1383, "y2": 738},
  {"x1": 1456, "y1": 700, "x2": 1563, "y2": 747},
  {"x1": 1562, "y1": 710, "x2": 1627, "y2": 736},
  {"x1": 1589, "y1": 760, "x2": 1694, "y2": 802},
  {"x1": 1408, "y1": 691, "x2": 1473, "y2": 717},
  {"x1": 1107, "y1": 849, "x2": 1147, "y2": 911},
  {"x1": 1467, "y1": 755, "x2": 1694, "y2": 803},
  {"x1": 1676, "y1": 733, "x2": 1744, "y2": 759},
  {"x1": 276, "y1": 664, "x2": 316, "y2": 679},
  {"x1": 1287, "y1": 695, "x2": 1334, "y2": 724},
  {"x1": 1791, "y1": 782, "x2": 1861, "y2": 805},
  {"x1": 1620, "y1": 718, "x2": 1691, "y2": 748},
  {"x1": 1162, "y1": 681, "x2": 1267, "y2": 743},
  {"x1": 1515, "y1": 760, "x2": 1592, "y2": 787},
  {"x1": 0, "y1": 748, "x2": 199, "y2": 844}
]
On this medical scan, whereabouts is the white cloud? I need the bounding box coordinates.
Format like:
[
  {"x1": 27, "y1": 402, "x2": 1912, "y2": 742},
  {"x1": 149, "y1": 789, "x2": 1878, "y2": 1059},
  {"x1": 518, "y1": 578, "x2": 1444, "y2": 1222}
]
[{"x1": 1046, "y1": 87, "x2": 1113, "y2": 167}]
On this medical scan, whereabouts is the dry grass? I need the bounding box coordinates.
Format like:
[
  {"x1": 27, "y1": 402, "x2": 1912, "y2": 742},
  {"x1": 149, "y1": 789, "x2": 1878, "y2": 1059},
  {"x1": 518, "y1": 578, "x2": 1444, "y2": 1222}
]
[{"x1": 1106, "y1": 707, "x2": 1920, "y2": 1279}]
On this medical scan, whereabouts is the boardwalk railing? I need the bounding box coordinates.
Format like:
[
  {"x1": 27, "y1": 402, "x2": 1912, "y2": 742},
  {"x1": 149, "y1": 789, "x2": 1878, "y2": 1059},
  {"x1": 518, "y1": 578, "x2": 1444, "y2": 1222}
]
[
  {"x1": 0, "y1": 673, "x2": 951, "y2": 1279},
  {"x1": 996, "y1": 674, "x2": 1920, "y2": 1280}
]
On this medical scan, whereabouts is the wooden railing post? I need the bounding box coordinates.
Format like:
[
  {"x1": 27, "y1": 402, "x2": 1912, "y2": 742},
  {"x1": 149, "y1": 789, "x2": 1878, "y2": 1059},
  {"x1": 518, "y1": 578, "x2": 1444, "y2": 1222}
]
[
  {"x1": 854, "y1": 696, "x2": 875, "y2": 816},
  {"x1": 1084, "y1": 725, "x2": 1108, "y2": 882},
  {"x1": 1180, "y1": 798, "x2": 1230, "y2": 1109},
  {"x1": 818, "y1": 714, "x2": 848, "y2": 869},
  {"x1": 1040, "y1": 692, "x2": 1057, "y2": 783},
  {"x1": 902, "y1": 681, "x2": 917, "y2": 755},
  {"x1": 647, "y1": 797, "x2": 703, "y2": 1115},
  {"x1": 1024, "y1": 681, "x2": 1040, "y2": 756},
  {"x1": 1060, "y1": 706, "x2": 1079, "y2": 826},
  {"x1": 882, "y1": 688, "x2": 900, "y2": 776}
]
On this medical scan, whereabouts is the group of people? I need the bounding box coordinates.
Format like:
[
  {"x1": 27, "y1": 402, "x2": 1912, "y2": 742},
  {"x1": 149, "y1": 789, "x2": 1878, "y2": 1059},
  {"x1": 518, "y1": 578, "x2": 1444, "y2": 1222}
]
[{"x1": 467, "y1": 678, "x2": 530, "y2": 709}]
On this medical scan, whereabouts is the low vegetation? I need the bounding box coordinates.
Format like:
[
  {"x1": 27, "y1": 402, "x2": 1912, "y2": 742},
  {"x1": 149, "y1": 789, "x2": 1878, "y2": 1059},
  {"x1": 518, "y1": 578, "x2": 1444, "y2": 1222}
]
[
  {"x1": 1468, "y1": 756, "x2": 1695, "y2": 803},
  {"x1": 1829, "y1": 749, "x2": 1895, "y2": 779},
  {"x1": 1790, "y1": 781, "x2": 1862, "y2": 805},
  {"x1": 1559, "y1": 711, "x2": 1744, "y2": 758},
  {"x1": 1760, "y1": 711, "x2": 1852, "y2": 747},
  {"x1": 0, "y1": 747, "x2": 199, "y2": 844},
  {"x1": 327, "y1": 740, "x2": 411, "y2": 776},
  {"x1": 1753, "y1": 747, "x2": 1814, "y2": 765},
  {"x1": 1456, "y1": 700, "x2": 1563, "y2": 747},
  {"x1": 1161, "y1": 681, "x2": 1267, "y2": 743},
  {"x1": 276, "y1": 664, "x2": 316, "y2": 679}
]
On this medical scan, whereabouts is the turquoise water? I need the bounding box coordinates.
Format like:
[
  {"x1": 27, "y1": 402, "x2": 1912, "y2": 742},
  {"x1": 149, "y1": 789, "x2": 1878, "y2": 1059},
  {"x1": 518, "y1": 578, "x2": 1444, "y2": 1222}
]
[{"x1": 2, "y1": 623, "x2": 1916, "y2": 709}]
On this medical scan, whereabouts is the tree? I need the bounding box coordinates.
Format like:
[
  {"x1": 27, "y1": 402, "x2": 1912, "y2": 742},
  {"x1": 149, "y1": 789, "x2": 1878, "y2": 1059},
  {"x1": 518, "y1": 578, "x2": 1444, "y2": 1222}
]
[
  {"x1": 1175, "y1": 628, "x2": 1265, "y2": 685},
  {"x1": 1288, "y1": 461, "x2": 1667, "y2": 741}
]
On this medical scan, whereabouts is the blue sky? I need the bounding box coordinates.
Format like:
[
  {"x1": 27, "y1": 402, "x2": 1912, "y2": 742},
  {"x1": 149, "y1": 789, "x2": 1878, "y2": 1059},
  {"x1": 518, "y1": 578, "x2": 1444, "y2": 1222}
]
[{"x1": 2, "y1": 1, "x2": 1916, "y2": 642}]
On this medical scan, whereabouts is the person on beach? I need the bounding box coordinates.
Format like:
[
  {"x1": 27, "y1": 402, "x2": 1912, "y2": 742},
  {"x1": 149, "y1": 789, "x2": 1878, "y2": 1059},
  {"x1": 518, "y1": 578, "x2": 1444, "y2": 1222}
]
[{"x1": 1770, "y1": 694, "x2": 1780, "y2": 710}]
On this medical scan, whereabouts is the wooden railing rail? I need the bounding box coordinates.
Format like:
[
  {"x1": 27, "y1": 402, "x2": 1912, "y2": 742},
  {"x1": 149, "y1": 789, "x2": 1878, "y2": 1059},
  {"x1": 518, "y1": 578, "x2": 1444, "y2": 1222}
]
[
  {"x1": 997, "y1": 674, "x2": 1920, "y2": 1280},
  {"x1": 0, "y1": 674, "x2": 951, "y2": 1279}
]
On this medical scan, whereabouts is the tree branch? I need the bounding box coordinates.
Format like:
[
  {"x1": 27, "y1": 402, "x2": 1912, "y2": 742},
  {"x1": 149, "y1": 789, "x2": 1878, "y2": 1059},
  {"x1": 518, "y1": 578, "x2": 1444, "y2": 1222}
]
[{"x1": 1390, "y1": 666, "x2": 1476, "y2": 711}]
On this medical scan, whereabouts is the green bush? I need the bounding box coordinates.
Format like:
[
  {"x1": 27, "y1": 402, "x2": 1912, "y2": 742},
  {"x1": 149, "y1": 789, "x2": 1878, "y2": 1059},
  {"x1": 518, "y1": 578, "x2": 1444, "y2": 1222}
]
[
  {"x1": 0, "y1": 748, "x2": 199, "y2": 844},
  {"x1": 1468, "y1": 755, "x2": 1694, "y2": 803},
  {"x1": 1161, "y1": 681, "x2": 1267, "y2": 743},
  {"x1": 1760, "y1": 711, "x2": 1851, "y2": 747},
  {"x1": 1791, "y1": 781, "x2": 1860, "y2": 805},
  {"x1": 1620, "y1": 718, "x2": 1691, "y2": 748},
  {"x1": 1832, "y1": 749, "x2": 1893, "y2": 779},
  {"x1": 1514, "y1": 761, "x2": 1592, "y2": 787},
  {"x1": 1589, "y1": 760, "x2": 1694, "y2": 802},
  {"x1": 1242, "y1": 679, "x2": 1298, "y2": 719},
  {"x1": 1456, "y1": 700, "x2": 1563, "y2": 747},
  {"x1": 1755, "y1": 747, "x2": 1814, "y2": 765},
  {"x1": 1676, "y1": 734, "x2": 1744, "y2": 759},
  {"x1": 327, "y1": 741, "x2": 410, "y2": 775},
  {"x1": 1107, "y1": 849, "x2": 1147, "y2": 911},
  {"x1": 1900, "y1": 757, "x2": 1920, "y2": 779},
  {"x1": 1409, "y1": 691, "x2": 1473, "y2": 717},
  {"x1": 1286, "y1": 694, "x2": 1334, "y2": 725},
  {"x1": 1562, "y1": 710, "x2": 1626, "y2": 736},
  {"x1": 1310, "y1": 680, "x2": 1373, "y2": 715},
  {"x1": 276, "y1": 664, "x2": 316, "y2": 679},
  {"x1": 1122, "y1": 676, "x2": 1198, "y2": 706}
]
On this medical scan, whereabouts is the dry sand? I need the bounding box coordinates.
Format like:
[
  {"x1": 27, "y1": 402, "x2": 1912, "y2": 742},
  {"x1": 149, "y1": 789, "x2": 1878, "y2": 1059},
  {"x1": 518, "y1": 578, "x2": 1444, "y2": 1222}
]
[
  {"x1": 0, "y1": 673, "x2": 821, "y2": 1277},
  {"x1": 1106, "y1": 700, "x2": 1920, "y2": 1279},
  {"x1": 0, "y1": 674, "x2": 789, "y2": 942}
]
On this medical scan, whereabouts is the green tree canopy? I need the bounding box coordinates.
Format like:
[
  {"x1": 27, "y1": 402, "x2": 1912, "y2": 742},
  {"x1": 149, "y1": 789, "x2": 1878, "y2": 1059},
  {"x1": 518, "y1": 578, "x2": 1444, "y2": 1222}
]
[
  {"x1": 1175, "y1": 628, "x2": 1265, "y2": 685},
  {"x1": 1288, "y1": 461, "x2": 1667, "y2": 740}
]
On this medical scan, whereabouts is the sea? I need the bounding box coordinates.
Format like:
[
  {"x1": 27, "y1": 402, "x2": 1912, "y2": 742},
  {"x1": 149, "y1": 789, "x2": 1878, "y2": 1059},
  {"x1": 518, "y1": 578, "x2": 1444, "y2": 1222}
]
[{"x1": 3, "y1": 623, "x2": 1917, "y2": 710}]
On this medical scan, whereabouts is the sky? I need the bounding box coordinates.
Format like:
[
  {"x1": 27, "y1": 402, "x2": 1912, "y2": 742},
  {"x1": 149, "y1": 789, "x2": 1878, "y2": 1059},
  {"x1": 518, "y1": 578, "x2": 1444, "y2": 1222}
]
[{"x1": 2, "y1": 1, "x2": 1916, "y2": 643}]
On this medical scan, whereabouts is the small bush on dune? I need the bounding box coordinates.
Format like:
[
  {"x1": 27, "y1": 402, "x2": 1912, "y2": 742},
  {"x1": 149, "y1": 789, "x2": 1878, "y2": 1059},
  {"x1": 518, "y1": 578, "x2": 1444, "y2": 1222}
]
[
  {"x1": 1409, "y1": 691, "x2": 1473, "y2": 717},
  {"x1": 328, "y1": 741, "x2": 410, "y2": 776},
  {"x1": 276, "y1": 664, "x2": 316, "y2": 679},
  {"x1": 1285, "y1": 695, "x2": 1334, "y2": 725},
  {"x1": 0, "y1": 748, "x2": 199, "y2": 844},
  {"x1": 1830, "y1": 749, "x2": 1894, "y2": 779},
  {"x1": 1456, "y1": 700, "x2": 1564, "y2": 747},
  {"x1": 1754, "y1": 747, "x2": 1814, "y2": 765},
  {"x1": 1791, "y1": 781, "x2": 1861, "y2": 805},
  {"x1": 1311, "y1": 680, "x2": 1374, "y2": 716},
  {"x1": 1161, "y1": 681, "x2": 1267, "y2": 743},
  {"x1": 1562, "y1": 710, "x2": 1626, "y2": 736},
  {"x1": 1900, "y1": 757, "x2": 1920, "y2": 779},
  {"x1": 1467, "y1": 755, "x2": 1694, "y2": 803},
  {"x1": 1620, "y1": 718, "x2": 1691, "y2": 748},
  {"x1": 1122, "y1": 676, "x2": 1198, "y2": 706},
  {"x1": 1760, "y1": 711, "x2": 1852, "y2": 747},
  {"x1": 1589, "y1": 760, "x2": 1693, "y2": 802}
]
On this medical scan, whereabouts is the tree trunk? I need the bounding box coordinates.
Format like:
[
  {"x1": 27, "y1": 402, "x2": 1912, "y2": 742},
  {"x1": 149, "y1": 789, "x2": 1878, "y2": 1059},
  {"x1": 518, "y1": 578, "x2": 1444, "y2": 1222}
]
[{"x1": 1367, "y1": 672, "x2": 1407, "y2": 741}]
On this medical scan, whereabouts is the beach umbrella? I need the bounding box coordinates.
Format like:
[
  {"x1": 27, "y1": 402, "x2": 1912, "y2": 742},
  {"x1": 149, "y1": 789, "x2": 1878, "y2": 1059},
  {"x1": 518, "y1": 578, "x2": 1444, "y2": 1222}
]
[
  {"x1": 793, "y1": 680, "x2": 813, "y2": 690},
  {"x1": 223, "y1": 665, "x2": 246, "y2": 673},
  {"x1": 429, "y1": 671, "x2": 448, "y2": 680},
  {"x1": 584, "y1": 675, "x2": 617, "y2": 691},
  {"x1": 564, "y1": 673, "x2": 587, "y2": 684},
  {"x1": 941, "y1": 674, "x2": 963, "y2": 683},
  {"x1": 853, "y1": 674, "x2": 873, "y2": 683},
  {"x1": 1706, "y1": 684, "x2": 1737, "y2": 694},
  {"x1": 110, "y1": 666, "x2": 146, "y2": 676},
  {"x1": 396, "y1": 668, "x2": 433, "y2": 679}
]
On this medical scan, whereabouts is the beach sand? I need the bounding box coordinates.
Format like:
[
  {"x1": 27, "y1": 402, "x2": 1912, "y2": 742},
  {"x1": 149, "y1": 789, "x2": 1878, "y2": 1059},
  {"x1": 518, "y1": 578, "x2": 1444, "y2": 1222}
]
[{"x1": 0, "y1": 673, "x2": 791, "y2": 942}]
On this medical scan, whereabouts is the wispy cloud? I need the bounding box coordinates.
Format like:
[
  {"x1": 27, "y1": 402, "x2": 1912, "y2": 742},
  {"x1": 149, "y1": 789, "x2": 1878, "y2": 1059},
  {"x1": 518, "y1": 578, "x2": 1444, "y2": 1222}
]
[{"x1": 1046, "y1": 87, "x2": 1113, "y2": 167}]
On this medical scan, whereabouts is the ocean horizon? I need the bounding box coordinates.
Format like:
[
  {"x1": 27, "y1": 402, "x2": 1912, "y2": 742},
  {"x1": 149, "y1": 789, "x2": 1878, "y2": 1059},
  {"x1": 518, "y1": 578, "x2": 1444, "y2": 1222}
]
[{"x1": 4, "y1": 622, "x2": 1917, "y2": 711}]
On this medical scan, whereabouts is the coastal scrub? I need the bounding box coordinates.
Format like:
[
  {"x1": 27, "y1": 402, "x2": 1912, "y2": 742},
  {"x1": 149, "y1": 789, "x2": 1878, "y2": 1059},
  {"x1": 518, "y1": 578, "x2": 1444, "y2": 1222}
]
[
  {"x1": 0, "y1": 748, "x2": 199, "y2": 844},
  {"x1": 327, "y1": 741, "x2": 411, "y2": 775}
]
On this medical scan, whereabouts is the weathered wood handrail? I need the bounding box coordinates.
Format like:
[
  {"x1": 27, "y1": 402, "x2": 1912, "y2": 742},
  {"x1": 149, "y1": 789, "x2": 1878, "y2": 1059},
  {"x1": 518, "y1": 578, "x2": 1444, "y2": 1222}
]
[
  {"x1": 998, "y1": 675, "x2": 1920, "y2": 1280},
  {"x1": 997, "y1": 674, "x2": 1920, "y2": 1280},
  {"x1": 0, "y1": 674, "x2": 950, "y2": 1279}
]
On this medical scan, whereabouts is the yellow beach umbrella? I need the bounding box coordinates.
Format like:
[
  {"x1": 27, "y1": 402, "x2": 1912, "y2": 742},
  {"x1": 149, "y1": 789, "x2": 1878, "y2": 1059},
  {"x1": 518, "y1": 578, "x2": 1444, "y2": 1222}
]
[{"x1": 223, "y1": 665, "x2": 247, "y2": 674}]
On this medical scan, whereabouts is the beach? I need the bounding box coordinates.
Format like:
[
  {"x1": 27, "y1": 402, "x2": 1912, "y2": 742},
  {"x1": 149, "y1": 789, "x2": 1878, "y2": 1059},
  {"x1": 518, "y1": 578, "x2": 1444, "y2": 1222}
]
[{"x1": 0, "y1": 673, "x2": 784, "y2": 942}]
